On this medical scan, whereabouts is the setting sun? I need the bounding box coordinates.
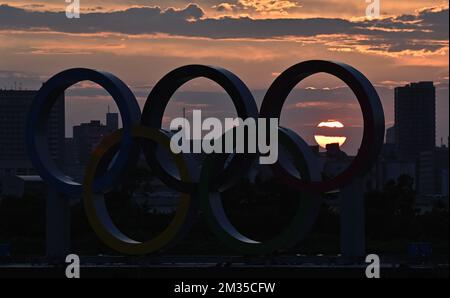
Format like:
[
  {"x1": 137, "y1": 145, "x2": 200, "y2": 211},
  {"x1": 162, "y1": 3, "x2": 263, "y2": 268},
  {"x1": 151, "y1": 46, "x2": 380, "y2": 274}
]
[{"x1": 314, "y1": 120, "x2": 347, "y2": 149}]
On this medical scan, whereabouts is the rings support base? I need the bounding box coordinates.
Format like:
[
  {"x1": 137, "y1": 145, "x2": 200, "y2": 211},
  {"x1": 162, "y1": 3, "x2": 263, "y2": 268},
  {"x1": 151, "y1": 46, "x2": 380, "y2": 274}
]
[
  {"x1": 46, "y1": 188, "x2": 70, "y2": 260},
  {"x1": 340, "y1": 178, "x2": 365, "y2": 258}
]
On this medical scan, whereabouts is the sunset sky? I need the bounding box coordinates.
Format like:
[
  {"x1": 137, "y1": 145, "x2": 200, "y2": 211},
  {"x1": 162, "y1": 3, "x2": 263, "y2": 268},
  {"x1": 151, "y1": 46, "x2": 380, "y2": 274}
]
[{"x1": 0, "y1": 0, "x2": 448, "y2": 154}]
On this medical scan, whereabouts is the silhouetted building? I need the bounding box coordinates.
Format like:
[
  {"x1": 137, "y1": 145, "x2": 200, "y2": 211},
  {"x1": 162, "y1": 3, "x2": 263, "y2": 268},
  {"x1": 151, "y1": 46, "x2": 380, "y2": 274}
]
[
  {"x1": 0, "y1": 90, "x2": 65, "y2": 176},
  {"x1": 418, "y1": 147, "x2": 449, "y2": 195},
  {"x1": 322, "y1": 143, "x2": 351, "y2": 186},
  {"x1": 364, "y1": 143, "x2": 416, "y2": 191},
  {"x1": 73, "y1": 120, "x2": 106, "y2": 164},
  {"x1": 381, "y1": 143, "x2": 397, "y2": 159},
  {"x1": 0, "y1": 175, "x2": 43, "y2": 198},
  {"x1": 325, "y1": 143, "x2": 347, "y2": 159},
  {"x1": 378, "y1": 160, "x2": 416, "y2": 189},
  {"x1": 309, "y1": 145, "x2": 320, "y2": 155},
  {"x1": 106, "y1": 112, "x2": 119, "y2": 133},
  {"x1": 394, "y1": 82, "x2": 435, "y2": 160},
  {"x1": 386, "y1": 126, "x2": 396, "y2": 144},
  {"x1": 64, "y1": 138, "x2": 77, "y2": 166},
  {"x1": 71, "y1": 112, "x2": 119, "y2": 164},
  {"x1": 442, "y1": 169, "x2": 449, "y2": 197}
]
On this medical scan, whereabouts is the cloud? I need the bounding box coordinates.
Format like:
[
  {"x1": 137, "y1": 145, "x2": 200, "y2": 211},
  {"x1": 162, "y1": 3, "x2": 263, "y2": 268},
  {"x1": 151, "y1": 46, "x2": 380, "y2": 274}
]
[
  {"x1": 292, "y1": 101, "x2": 358, "y2": 110},
  {"x1": 213, "y1": 3, "x2": 238, "y2": 13},
  {"x1": 0, "y1": 3, "x2": 205, "y2": 33},
  {"x1": 213, "y1": 0, "x2": 302, "y2": 15},
  {"x1": 0, "y1": 3, "x2": 447, "y2": 55}
]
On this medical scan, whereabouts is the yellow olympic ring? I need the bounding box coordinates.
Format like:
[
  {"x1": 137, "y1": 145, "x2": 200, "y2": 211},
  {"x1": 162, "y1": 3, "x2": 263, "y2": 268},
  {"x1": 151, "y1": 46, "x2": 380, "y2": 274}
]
[{"x1": 83, "y1": 126, "x2": 192, "y2": 255}]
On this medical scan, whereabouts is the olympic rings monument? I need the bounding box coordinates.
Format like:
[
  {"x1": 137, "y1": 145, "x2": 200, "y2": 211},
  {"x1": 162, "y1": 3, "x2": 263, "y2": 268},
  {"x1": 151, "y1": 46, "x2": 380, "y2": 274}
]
[{"x1": 26, "y1": 60, "x2": 385, "y2": 260}]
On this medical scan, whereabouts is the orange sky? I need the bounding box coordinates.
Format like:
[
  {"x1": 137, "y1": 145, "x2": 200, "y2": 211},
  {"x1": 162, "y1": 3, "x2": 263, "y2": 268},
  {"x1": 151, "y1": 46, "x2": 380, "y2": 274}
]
[
  {"x1": 2, "y1": 0, "x2": 447, "y2": 19},
  {"x1": 0, "y1": 1, "x2": 448, "y2": 153}
]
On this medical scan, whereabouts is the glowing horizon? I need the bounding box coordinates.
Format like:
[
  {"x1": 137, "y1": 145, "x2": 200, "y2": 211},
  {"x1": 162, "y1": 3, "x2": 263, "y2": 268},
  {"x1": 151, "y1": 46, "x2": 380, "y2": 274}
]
[
  {"x1": 315, "y1": 120, "x2": 347, "y2": 148},
  {"x1": 314, "y1": 135, "x2": 348, "y2": 148}
]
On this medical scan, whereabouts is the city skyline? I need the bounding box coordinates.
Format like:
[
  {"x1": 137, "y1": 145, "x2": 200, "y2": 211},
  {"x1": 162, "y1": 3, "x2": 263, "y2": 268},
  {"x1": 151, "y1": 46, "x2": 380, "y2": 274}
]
[
  {"x1": 0, "y1": 1, "x2": 448, "y2": 155},
  {"x1": 1, "y1": 80, "x2": 447, "y2": 155}
]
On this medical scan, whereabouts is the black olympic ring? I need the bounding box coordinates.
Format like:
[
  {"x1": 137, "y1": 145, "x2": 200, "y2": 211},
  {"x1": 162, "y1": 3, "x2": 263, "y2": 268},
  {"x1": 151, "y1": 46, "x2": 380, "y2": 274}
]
[
  {"x1": 26, "y1": 60, "x2": 385, "y2": 255},
  {"x1": 26, "y1": 68, "x2": 141, "y2": 196},
  {"x1": 141, "y1": 65, "x2": 259, "y2": 193}
]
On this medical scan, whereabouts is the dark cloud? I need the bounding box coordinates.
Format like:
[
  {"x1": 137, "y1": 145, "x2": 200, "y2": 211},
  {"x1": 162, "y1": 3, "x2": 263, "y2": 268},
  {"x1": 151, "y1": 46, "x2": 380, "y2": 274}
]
[
  {"x1": 0, "y1": 4, "x2": 205, "y2": 33},
  {"x1": 338, "y1": 7, "x2": 449, "y2": 53},
  {"x1": 0, "y1": 4, "x2": 447, "y2": 53}
]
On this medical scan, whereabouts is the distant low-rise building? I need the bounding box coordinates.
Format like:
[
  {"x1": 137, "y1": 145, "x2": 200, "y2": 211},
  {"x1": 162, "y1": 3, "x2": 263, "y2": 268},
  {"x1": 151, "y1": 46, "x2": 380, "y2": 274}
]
[
  {"x1": 0, "y1": 175, "x2": 43, "y2": 198},
  {"x1": 71, "y1": 112, "x2": 119, "y2": 164},
  {"x1": 73, "y1": 120, "x2": 107, "y2": 164},
  {"x1": 365, "y1": 144, "x2": 416, "y2": 191},
  {"x1": 442, "y1": 169, "x2": 449, "y2": 197},
  {"x1": 386, "y1": 126, "x2": 396, "y2": 144},
  {"x1": 106, "y1": 112, "x2": 119, "y2": 132},
  {"x1": 418, "y1": 147, "x2": 449, "y2": 195}
]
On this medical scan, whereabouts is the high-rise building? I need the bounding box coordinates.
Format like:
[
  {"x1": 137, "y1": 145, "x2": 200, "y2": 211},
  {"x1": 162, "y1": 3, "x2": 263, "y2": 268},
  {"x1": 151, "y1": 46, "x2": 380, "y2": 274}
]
[
  {"x1": 72, "y1": 112, "x2": 119, "y2": 164},
  {"x1": 0, "y1": 90, "x2": 65, "y2": 176},
  {"x1": 73, "y1": 120, "x2": 107, "y2": 164},
  {"x1": 106, "y1": 112, "x2": 119, "y2": 133},
  {"x1": 394, "y1": 82, "x2": 435, "y2": 160}
]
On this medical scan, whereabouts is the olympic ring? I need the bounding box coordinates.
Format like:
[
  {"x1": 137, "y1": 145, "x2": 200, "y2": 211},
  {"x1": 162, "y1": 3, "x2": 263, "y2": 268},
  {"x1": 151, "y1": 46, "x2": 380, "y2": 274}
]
[
  {"x1": 141, "y1": 65, "x2": 259, "y2": 193},
  {"x1": 26, "y1": 60, "x2": 385, "y2": 255},
  {"x1": 199, "y1": 127, "x2": 322, "y2": 254},
  {"x1": 26, "y1": 68, "x2": 141, "y2": 196},
  {"x1": 83, "y1": 126, "x2": 196, "y2": 255},
  {"x1": 260, "y1": 60, "x2": 385, "y2": 193}
]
